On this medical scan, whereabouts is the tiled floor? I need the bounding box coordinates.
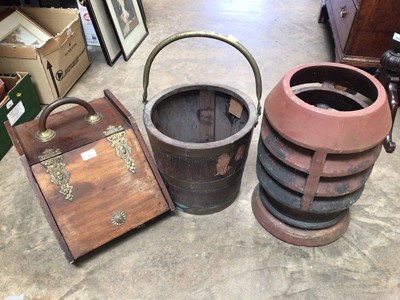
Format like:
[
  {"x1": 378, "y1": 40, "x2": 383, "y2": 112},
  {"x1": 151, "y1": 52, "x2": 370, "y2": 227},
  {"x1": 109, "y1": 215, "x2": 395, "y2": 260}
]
[{"x1": 1, "y1": 0, "x2": 400, "y2": 299}]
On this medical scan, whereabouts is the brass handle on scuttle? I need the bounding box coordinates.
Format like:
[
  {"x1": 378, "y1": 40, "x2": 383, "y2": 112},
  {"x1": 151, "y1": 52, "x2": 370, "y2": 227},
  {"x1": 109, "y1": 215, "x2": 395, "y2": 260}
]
[
  {"x1": 35, "y1": 97, "x2": 103, "y2": 142},
  {"x1": 142, "y1": 30, "x2": 263, "y2": 117}
]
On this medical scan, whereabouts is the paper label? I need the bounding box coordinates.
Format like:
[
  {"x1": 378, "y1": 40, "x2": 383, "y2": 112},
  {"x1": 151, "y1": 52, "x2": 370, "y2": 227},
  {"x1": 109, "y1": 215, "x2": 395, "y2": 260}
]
[
  {"x1": 393, "y1": 32, "x2": 400, "y2": 42},
  {"x1": 6, "y1": 99, "x2": 13, "y2": 110},
  {"x1": 228, "y1": 98, "x2": 243, "y2": 119},
  {"x1": 7, "y1": 101, "x2": 25, "y2": 126},
  {"x1": 81, "y1": 148, "x2": 97, "y2": 161}
]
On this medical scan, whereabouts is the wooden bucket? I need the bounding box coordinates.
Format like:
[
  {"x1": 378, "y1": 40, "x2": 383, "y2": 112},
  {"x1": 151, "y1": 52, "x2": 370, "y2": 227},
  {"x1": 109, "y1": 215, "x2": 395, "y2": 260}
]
[{"x1": 142, "y1": 31, "x2": 262, "y2": 214}]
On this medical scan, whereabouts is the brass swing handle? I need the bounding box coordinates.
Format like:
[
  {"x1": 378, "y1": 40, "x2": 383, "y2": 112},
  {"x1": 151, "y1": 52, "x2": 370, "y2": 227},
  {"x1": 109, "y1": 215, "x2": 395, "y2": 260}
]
[
  {"x1": 142, "y1": 30, "x2": 263, "y2": 116},
  {"x1": 35, "y1": 97, "x2": 103, "y2": 142}
]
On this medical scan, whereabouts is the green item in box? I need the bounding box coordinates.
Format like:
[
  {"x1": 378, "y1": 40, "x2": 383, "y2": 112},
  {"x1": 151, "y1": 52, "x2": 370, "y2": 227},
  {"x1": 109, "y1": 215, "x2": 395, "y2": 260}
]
[{"x1": 0, "y1": 72, "x2": 41, "y2": 160}]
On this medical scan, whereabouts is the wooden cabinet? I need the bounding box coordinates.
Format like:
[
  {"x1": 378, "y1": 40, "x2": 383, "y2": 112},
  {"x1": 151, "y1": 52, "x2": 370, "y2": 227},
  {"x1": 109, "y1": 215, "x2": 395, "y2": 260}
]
[{"x1": 320, "y1": 0, "x2": 400, "y2": 67}]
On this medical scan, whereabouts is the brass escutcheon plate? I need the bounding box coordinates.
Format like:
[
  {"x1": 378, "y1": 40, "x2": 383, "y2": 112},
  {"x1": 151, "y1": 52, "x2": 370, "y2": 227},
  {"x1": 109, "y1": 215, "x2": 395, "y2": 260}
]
[
  {"x1": 103, "y1": 125, "x2": 136, "y2": 173},
  {"x1": 39, "y1": 148, "x2": 73, "y2": 201}
]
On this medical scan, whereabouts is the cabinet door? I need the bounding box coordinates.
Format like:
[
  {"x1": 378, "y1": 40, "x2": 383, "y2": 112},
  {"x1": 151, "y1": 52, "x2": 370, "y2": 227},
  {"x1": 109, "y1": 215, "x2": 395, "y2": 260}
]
[
  {"x1": 329, "y1": 0, "x2": 357, "y2": 51},
  {"x1": 346, "y1": 0, "x2": 400, "y2": 58}
]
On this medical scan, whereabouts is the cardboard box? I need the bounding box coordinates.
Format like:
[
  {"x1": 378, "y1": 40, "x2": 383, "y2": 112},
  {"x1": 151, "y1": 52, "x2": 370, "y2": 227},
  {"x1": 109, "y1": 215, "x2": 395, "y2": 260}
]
[
  {"x1": 0, "y1": 72, "x2": 41, "y2": 160},
  {"x1": 0, "y1": 6, "x2": 91, "y2": 104}
]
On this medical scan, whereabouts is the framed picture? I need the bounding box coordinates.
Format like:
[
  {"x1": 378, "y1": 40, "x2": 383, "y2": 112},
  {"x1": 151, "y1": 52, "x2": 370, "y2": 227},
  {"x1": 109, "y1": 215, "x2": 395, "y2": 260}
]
[
  {"x1": 104, "y1": 0, "x2": 148, "y2": 61},
  {"x1": 0, "y1": 8, "x2": 52, "y2": 47},
  {"x1": 137, "y1": 0, "x2": 146, "y2": 22},
  {"x1": 85, "y1": 0, "x2": 122, "y2": 66}
]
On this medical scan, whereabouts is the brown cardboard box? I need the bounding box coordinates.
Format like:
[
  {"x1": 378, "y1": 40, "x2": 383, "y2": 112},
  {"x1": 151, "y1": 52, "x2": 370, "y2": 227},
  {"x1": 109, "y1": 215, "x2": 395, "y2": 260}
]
[{"x1": 0, "y1": 6, "x2": 91, "y2": 104}]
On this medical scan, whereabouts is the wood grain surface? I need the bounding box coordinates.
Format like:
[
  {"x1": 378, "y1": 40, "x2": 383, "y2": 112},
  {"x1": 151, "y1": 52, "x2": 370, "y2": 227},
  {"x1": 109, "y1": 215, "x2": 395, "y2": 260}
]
[{"x1": 31, "y1": 128, "x2": 169, "y2": 259}]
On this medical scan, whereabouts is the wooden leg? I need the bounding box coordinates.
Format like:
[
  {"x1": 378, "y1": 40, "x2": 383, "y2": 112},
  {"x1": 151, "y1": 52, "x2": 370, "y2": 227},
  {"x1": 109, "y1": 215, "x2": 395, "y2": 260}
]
[{"x1": 318, "y1": 1, "x2": 328, "y2": 23}]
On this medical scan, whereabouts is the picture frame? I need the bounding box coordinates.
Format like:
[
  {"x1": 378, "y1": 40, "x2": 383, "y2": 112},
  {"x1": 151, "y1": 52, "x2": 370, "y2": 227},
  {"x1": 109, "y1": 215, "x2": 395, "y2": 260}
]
[
  {"x1": 85, "y1": 0, "x2": 122, "y2": 66},
  {"x1": 104, "y1": 0, "x2": 148, "y2": 61},
  {"x1": 0, "y1": 8, "x2": 52, "y2": 47},
  {"x1": 137, "y1": 0, "x2": 146, "y2": 22}
]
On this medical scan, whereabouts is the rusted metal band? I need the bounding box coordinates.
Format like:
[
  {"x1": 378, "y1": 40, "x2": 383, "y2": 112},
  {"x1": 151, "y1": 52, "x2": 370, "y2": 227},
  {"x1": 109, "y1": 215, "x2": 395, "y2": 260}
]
[
  {"x1": 148, "y1": 130, "x2": 252, "y2": 158},
  {"x1": 251, "y1": 184, "x2": 351, "y2": 247},
  {"x1": 260, "y1": 115, "x2": 383, "y2": 176},
  {"x1": 258, "y1": 185, "x2": 348, "y2": 230},
  {"x1": 293, "y1": 86, "x2": 372, "y2": 108},
  {"x1": 257, "y1": 140, "x2": 374, "y2": 197},
  {"x1": 160, "y1": 169, "x2": 243, "y2": 190},
  {"x1": 256, "y1": 160, "x2": 363, "y2": 213}
]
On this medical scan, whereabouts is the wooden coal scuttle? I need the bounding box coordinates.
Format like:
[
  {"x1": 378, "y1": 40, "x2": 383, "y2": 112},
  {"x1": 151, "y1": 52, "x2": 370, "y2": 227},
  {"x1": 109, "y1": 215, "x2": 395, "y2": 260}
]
[{"x1": 6, "y1": 90, "x2": 174, "y2": 263}]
